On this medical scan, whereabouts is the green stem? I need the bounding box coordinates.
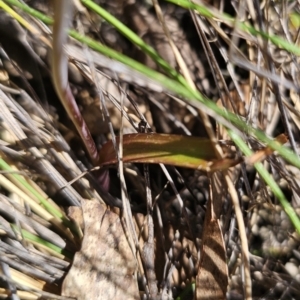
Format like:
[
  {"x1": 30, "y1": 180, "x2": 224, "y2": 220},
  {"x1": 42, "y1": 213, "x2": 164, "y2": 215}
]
[
  {"x1": 81, "y1": 0, "x2": 190, "y2": 88},
  {"x1": 228, "y1": 130, "x2": 300, "y2": 234}
]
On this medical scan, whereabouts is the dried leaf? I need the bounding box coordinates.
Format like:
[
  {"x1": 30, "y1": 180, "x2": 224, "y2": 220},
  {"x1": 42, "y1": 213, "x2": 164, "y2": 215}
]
[
  {"x1": 246, "y1": 133, "x2": 288, "y2": 165},
  {"x1": 196, "y1": 183, "x2": 228, "y2": 300},
  {"x1": 195, "y1": 219, "x2": 227, "y2": 300},
  {"x1": 62, "y1": 199, "x2": 139, "y2": 300},
  {"x1": 98, "y1": 133, "x2": 239, "y2": 171}
]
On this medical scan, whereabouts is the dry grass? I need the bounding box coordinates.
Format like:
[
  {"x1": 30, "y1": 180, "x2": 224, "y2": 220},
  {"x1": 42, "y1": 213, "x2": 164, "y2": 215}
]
[{"x1": 0, "y1": 0, "x2": 300, "y2": 299}]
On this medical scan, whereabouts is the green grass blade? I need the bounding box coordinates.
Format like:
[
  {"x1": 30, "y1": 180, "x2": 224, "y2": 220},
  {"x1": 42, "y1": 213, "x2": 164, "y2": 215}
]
[
  {"x1": 2, "y1": 0, "x2": 53, "y2": 24},
  {"x1": 0, "y1": 159, "x2": 80, "y2": 238},
  {"x1": 0, "y1": 158, "x2": 64, "y2": 219},
  {"x1": 11, "y1": 224, "x2": 73, "y2": 259},
  {"x1": 165, "y1": 0, "x2": 300, "y2": 56},
  {"x1": 80, "y1": 0, "x2": 190, "y2": 87},
  {"x1": 228, "y1": 130, "x2": 300, "y2": 234}
]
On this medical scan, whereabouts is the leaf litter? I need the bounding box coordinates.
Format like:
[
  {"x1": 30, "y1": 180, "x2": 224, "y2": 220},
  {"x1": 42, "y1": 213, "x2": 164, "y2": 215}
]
[{"x1": 0, "y1": 0, "x2": 300, "y2": 299}]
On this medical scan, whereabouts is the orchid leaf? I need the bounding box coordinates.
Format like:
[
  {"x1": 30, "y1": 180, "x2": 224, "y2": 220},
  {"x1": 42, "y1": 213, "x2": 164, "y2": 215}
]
[{"x1": 98, "y1": 134, "x2": 239, "y2": 171}]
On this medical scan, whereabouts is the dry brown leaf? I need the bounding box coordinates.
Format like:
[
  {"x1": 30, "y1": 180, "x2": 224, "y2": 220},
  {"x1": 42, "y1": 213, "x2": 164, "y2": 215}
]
[
  {"x1": 195, "y1": 219, "x2": 227, "y2": 300},
  {"x1": 195, "y1": 183, "x2": 228, "y2": 300},
  {"x1": 246, "y1": 133, "x2": 288, "y2": 165},
  {"x1": 62, "y1": 199, "x2": 139, "y2": 300}
]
